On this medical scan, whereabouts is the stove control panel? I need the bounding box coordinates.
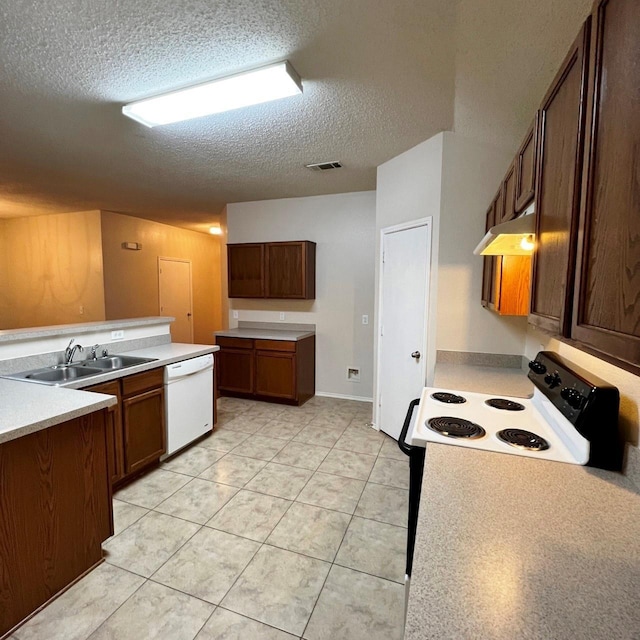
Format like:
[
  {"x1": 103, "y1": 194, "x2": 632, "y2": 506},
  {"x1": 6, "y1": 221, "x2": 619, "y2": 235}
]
[{"x1": 528, "y1": 351, "x2": 622, "y2": 470}]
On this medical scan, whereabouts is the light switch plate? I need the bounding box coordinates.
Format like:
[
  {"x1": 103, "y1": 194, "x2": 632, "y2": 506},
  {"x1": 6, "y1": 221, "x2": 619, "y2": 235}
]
[{"x1": 362, "y1": 315, "x2": 369, "y2": 325}]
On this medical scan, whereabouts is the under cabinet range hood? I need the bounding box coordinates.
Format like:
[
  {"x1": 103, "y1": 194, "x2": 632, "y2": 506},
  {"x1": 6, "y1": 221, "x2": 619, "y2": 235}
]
[{"x1": 473, "y1": 206, "x2": 536, "y2": 256}]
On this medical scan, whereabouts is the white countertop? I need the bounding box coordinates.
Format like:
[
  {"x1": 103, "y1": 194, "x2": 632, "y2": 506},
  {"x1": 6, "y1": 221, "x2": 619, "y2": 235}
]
[
  {"x1": 0, "y1": 343, "x2": 219, "y2": 444},
  {"x1": 215, "y1": 328, "x2": 315, "y2": 341}
]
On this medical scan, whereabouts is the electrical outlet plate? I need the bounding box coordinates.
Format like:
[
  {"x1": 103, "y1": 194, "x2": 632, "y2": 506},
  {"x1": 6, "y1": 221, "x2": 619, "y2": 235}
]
[
  {"x1": 347, "y1": 367, "x2": 361, "y2": 382},
  {"x1": 279, "y1": 312, "x2": 285, "y2": 321},
  {"x1": 111, "y1": 330, "x2": 124, "y2": 340},
  {"x1": 233, "y1": 310, "x2": 239, "y2": 319}
]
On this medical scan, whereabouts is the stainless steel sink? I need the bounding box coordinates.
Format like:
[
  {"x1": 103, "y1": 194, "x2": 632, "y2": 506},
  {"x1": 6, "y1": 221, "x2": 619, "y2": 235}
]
[
  {"x1": 23, "y1": 365, "x2": 104, "y2": 383},
  {"x1": 3, "y1": 354, "x2": 158, "y2": 386},
  {"x1": 77, "y1": 355, "x2": 157, "y2": 370}
]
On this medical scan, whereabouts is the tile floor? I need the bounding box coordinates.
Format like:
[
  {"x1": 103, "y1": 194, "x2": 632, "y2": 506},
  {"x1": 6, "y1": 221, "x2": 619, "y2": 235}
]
[{"x1": 11, "y1": 396, "x2": 409, "y2": 640}]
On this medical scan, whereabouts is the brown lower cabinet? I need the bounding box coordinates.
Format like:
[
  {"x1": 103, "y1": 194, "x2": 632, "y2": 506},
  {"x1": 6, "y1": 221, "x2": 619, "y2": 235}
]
[
  {"x1": 0, "y1": 411, "x2": 112, "y2": 637},
  {"x1": 87, "y1": 367, "x2": 165, "y2": 488},
  {"x1": 216, "y1": 335, "x2": 315, "y2": 405}
]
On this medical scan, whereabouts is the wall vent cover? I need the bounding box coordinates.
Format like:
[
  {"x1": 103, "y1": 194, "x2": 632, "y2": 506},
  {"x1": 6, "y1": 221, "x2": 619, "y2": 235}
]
[{"x1": 305, "y1": 161, "x2": 343, "y2": 171}]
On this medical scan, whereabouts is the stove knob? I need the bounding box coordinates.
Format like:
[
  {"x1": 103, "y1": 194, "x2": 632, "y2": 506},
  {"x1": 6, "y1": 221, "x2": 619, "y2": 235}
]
[
  {"x1": 528, "y1": 360, "x2": 547, "y2": 374},
  {"x1": 561, "y1": 387, "x2": 584, "y2": 409},
  {"x1": 544, "y1": 372, "x2": 562, "y2": 388}
]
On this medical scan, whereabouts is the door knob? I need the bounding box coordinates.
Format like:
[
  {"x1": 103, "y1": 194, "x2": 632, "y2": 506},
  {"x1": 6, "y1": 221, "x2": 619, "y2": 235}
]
[{"x1": 411, "y1": 351, "x2": 421, "y2": 360}]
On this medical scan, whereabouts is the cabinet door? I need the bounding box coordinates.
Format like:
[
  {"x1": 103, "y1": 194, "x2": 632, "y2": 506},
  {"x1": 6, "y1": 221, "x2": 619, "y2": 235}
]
[
  {"x1": 572, "y1": 0, "x2": 640, "y2": 368},
  {"x1": 123, "y1": 387, "x2": 166, "y2": 475},
  {"x1": 265, "y1": 241, "x2": 315, "y2": 299},
  {"x1": 529, "y1": 20, "x2": 590, "y2": 336},
  {"x1": 228, "y1": 244, "x2": 265, "y2": 298},
  {"x1": 501, "y1": 162, "x2": 517, "y2": 223},
  {"x1": 255, "y1": 351, "x2": 297, "y2": 400},
  {"x1": 86, "y1": 380, "x2": 123, "y2": 485},
  {"x1": 514, "y1": 115, "x2": 538, "y2": 212},
  {"x1": 481, "y1": 205, "x2": 495, "y2": 307},
  {"x1": 218, "y1": 347, "x2": 254, "y2": 394}
]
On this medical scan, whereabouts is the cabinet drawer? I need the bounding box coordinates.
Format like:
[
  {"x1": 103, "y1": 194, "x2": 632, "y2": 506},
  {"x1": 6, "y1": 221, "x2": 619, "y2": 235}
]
[
  {"x1": 254, "y1": 339, "x2": 296, "y2": 352},
  {"x1": 216, "y1": 336, "x2": 254, "y2": 350},
  {"x1": 121, "y1": 368, "x2": 164, "y2": 397}
]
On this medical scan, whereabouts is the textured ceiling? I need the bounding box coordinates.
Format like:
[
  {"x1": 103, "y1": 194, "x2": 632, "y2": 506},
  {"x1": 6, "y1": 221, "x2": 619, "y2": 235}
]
[
  {"x1": 0, "y1": 0, "x2": 592, "y2": 232},
  {"x1": 0, "y1": 0, "x2": 455, "y2": 231}
]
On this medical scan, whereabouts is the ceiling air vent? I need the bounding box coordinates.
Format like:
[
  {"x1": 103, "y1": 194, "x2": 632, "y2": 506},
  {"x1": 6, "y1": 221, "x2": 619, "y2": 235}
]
[{"x1": 305, "y1": 161, "x2": 343, "y2": 171}]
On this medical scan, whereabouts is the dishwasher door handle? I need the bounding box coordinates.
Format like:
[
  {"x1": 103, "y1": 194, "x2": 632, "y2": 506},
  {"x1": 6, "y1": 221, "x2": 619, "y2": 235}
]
[{"x1": 398, "y1": 398, "x2": 421, "y2": 456}]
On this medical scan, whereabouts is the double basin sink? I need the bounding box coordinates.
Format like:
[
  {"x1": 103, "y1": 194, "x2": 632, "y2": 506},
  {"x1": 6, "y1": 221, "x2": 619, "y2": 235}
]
[{"x1": 7, "y1": 355, "x2": 158, "y2": 386}]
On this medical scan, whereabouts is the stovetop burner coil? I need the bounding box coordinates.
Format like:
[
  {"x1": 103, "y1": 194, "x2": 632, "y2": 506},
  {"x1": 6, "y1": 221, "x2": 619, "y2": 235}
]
[
  {"x1": 427, "y1": 417, "x2": 486, "y2": 439},
  {"x1": 430, "y1": 392, "x2": 467, "y2": 404},
  {"x1": 485, "y1": 398, "x2": 526, "y2": 411},
  {"x1": 496, "y1": 428, "x2": 550, "y2": 451}
]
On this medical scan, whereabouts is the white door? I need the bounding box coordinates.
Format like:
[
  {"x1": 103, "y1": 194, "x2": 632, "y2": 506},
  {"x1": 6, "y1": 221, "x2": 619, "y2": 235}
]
[
  {"x1": 158, "y1": 258, "x2": 194, "y2": 343},
  {"x1": 377, "y1": 220, "x2": 432, "y2": 440}
]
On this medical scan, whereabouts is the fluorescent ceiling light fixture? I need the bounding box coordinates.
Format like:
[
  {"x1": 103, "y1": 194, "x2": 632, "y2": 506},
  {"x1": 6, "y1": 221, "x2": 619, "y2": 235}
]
[
  {"x1": 473, "y1": 213, "x2": 536, "y2": 256},
  {"x1": 122, "y1": 61, "x2": 302, "y2": 127}
]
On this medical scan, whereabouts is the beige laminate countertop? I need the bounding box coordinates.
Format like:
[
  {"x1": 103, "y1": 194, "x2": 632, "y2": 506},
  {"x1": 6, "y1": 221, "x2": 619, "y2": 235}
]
[
  {"x1": 0, "y1": 343, "x2": 219, "y2": 444},
  {"x1": 215, "y1": 328, "x2": 315, "y2": 341},
  {"x1": 405, "y1": 363, "x2": 640, "y2": 640}
]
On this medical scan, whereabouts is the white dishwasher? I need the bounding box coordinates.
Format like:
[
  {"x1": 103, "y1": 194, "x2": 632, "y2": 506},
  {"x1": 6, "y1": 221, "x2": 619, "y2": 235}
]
[{"x1": 163, "y1": 353, "x2": 214, "y2": 458}]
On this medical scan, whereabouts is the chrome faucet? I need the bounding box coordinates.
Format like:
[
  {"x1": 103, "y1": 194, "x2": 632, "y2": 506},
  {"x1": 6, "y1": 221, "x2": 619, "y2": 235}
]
[
  {"x1": 64, "y1": 339, "x2": 84, "y2": 365},
  {"x1": 89, "y1": 344, "x2": 100, "y2": 360}
]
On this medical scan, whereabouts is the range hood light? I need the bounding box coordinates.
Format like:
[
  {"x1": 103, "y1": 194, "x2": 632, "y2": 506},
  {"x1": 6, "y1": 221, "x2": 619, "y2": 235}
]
[
  {"x1": 520, "y1": 234, "x2": 535, "y2": 251},
  {"x1": 473, "y1": 212, "x2": 536, "y2": 256},
  {"x1": 122, "y1": 61, "x2": 303, "y2": 128}
]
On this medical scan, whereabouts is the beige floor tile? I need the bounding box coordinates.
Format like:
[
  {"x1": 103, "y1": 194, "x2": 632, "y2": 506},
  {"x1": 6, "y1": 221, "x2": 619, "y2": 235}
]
[
  {"x1": 221, "y1": 545, "x2": 330, "y2": 636},
  {"x1": 200, "y1": 429, "x2": 250, "y2": 452},
  {"x1": 88, "y1": 580, "x2": 213, "y2": 640},
  {"x1": 303, "y1": 565, "x2": 405, "y2": 640},
  {"x1": 267, "y1": 502, "x2": 351, "y2": 561},
  {"x1": 114, "y1": 468, "x2": 191, "y2": 509},
  {"x1": 112, "y1": 499, "x2": 148, "y2": 536},
  {"x1": 355, "y1": 483, "x2": 408, "y2": 527},
  {"x1": 196, "y1": 608, "x2": 297, "y2": 639},
  {"x1": 221, "y1": 414, "x2": 270, "y2": 434},
  {"x1": 152, "y1": 527, "x2": 260, "y2": 604},
  {"x1": 198, "y1": 454, "x2": 267, "y2": 487},
  {"x1": 162, "y1": 446, "x2": 227, "y2": 476},
  {"x1": 258, "y1": 419, "x2": 306, "y2": 440},
  {"x1": 334, "y1": 517, "x2": 406, "y2": 583},
  {"x1": 378, "y1": 437, "x2": 407, "y2": 461},
  {"x1": 207, "y1": 490, "x2": 292, "y2": 542},
  {"x1": 296, "y1": 472, "x2": 365, "y2": 514},
  {"x1": 103, "y1": 511, "x2": 200, "y2": 577},
  {"x1": 244, "y1": 462, "x2": 313, "y2": 500},
  {"x1": 333, "y1": 430, "x2": 383, "y2": 456},
  {"x1": 242, "y1": 403, "x2": 286, "y2": 420},
  {"x1": 293, "y1": 425, "x2": 345, "y2": 448},
  {"x1": 155, "y1": 478, "x2": 239, "y2": 524},
  {"x1": 231, "y1": 434, "x2": 287, "y2": 461},
  {"x1": 272, "y1": 441, "x2": 331, "y2": 470},
  {"x1": 307, "y1": 414, "x2": 352, "y2": 429},
  {"x1": 368, "y1": 457, "x2": 409, "y2": 489},
  {"x1": 17, "y1": 563, "x2": 144, "y2": 640},
  {"x1": 317, "y1": 449, "x2": 376, "y2": 481}
]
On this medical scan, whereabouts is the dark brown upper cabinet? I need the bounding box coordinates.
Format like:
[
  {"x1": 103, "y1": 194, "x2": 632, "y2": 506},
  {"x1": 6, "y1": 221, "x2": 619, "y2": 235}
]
[
  {"x1": 228, "y1": 241, "x2": 316, "y2": 299},
  {"x1": 571, "y1": 0, "x2": 640, "y2": 370},
  {"x1": 529, "y1": 19, "x2": 591, "y2": 337},
  {"x1": 481, "y1": 202, "x2": 496, "y2": 308},
  {"x1": 514, "y1": 114, "x2": 539, "y2": 213},
  {"x1": 227, "y1": 243, "x2": 265, "y2": 298},
  {"x1": 501, "y1": 162, "x2": 517, "y2": 223},
  {"x1": 265, "y1": 241, "x2": 316, "y2": 299}
]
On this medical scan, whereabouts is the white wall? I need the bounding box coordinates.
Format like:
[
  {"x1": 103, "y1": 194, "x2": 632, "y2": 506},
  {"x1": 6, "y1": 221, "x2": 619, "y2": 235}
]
[
  {"x1": 438, "y1": 132, "x2": 528, "y2": 355},
  {"x1": 226, "y1": 192, "x2": 376, "y2": 401},
  {"x1": 375, "y1": 134, "x2": 445, "y2": 390}
]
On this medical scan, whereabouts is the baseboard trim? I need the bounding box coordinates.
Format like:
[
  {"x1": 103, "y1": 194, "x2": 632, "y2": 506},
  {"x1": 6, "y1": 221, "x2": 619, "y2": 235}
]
[{"x1": 316, "y1": 392, "x2": 373, "y2": 403}]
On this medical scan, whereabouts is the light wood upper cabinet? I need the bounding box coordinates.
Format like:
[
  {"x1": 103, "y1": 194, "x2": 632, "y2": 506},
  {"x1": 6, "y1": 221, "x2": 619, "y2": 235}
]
[
  {"x1": 514, "y1": 115, "x2": 538, "y2": 213},
  {"x1": 228, "y1": 241, "x2": 316, "y2": 299},
  {"x1": 571, "y1": 0, "x2": 640, "y2": 370},
  {"x1": 529, "y1": 19, "x2": 591, "y2": 336}
]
